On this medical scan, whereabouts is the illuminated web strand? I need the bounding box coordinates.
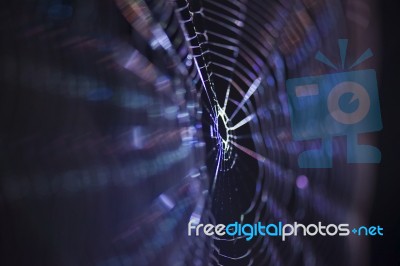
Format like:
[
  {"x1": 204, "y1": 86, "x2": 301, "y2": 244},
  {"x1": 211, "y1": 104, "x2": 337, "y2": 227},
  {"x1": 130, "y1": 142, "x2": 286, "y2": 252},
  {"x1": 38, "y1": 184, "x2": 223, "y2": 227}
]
[
  {"x1": 229, "y1": 114, "x2": 255, "y2": 130},
  {"x1": 230, "y1": 77, "x2": 261, "y2": 120},
  {"x1": 223, "y1": 86, "x2": 231, "y2": 112},
  {"x1": 231, "y1": 141, "x2": 266, "y2": 163}
]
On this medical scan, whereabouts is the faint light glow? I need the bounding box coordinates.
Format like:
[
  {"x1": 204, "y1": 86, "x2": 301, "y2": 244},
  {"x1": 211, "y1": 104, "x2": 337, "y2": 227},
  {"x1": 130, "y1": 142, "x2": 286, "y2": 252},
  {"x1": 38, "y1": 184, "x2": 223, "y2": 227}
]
[
  {"x1": 177, "y1": 112, "x2": 190, "y2": 124},
  {"x1": 155, "y1": 76, "x2": 171, "y2": 91},
  {"x1": 132, "y1": 126, "x2": 146, "y2": 149},
  {"x1": 164, "y1": 106, "x2": 179, "y2": 120},
  {"x1": 234, "y1": 20, "x2": 244, "y2": 27},
  {"x1": 296, "y1": 175, "x2": 309, "y2": 189},
  {"x1": 86, "y1": 87, "x2": 113, "y2": 101},
  {"x1": 159, "y1": 194, "x2": 175, "y2": 210},
  {"x1": 189, "y1": 214, "x2": 201, "y2": 226}
]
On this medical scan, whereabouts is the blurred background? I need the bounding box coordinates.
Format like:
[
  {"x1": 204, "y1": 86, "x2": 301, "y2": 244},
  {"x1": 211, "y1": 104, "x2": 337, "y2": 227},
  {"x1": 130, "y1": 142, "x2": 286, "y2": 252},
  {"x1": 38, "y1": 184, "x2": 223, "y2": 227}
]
[
  {"x1": 371, "y1": 0, "x2": 400, "y2": 265},
  {"x1": 0, "y1": 0, "x2": 399, "y2": 265}
]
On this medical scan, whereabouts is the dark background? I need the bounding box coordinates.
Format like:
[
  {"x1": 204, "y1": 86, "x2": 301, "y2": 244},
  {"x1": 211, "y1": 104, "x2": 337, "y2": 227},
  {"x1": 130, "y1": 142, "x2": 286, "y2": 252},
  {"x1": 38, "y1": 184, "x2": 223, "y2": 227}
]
[{"x1": 371, "y1": 0, "x2": 400, "y2": 265}]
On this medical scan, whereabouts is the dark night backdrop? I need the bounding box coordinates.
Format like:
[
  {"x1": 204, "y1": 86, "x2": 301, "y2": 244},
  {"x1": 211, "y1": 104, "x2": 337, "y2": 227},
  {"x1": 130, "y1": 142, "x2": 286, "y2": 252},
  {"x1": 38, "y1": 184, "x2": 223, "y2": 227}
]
[{"x1": 371, "y1": 0, "x2": 400, "y2": 265}]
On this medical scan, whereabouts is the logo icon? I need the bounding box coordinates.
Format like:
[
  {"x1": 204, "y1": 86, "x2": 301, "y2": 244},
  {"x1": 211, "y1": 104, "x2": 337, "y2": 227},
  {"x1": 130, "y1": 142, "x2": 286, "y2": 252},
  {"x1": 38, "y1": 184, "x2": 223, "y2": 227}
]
[{"x1": 286, "y1": 39, "x2": 382, "y2": 168}]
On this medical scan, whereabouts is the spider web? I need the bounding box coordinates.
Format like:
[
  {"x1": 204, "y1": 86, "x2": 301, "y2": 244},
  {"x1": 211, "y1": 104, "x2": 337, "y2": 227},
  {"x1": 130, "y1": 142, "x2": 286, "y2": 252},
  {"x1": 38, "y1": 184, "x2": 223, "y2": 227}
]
[
  {"x1": 104, "y1": 0, "x2": 356, "y2": 265},
  {"x1": 0, "y1": 0, "x2": 363, "y2": 265}
]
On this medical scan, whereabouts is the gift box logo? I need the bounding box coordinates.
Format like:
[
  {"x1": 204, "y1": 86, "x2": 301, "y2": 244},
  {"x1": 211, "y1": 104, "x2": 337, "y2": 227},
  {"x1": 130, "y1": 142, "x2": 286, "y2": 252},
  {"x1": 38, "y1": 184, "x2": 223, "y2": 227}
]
[{"x1": 286, "y1": 39, "x2": 382, "y2": 168}]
